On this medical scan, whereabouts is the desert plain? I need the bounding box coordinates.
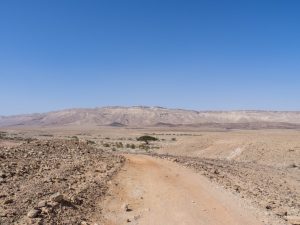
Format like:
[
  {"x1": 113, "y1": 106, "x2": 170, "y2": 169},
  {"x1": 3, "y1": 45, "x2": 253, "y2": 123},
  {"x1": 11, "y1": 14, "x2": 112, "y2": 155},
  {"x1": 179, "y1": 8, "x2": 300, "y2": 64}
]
[{"x1": 0, "y1": 107, "x2": 299, "y2": 225}]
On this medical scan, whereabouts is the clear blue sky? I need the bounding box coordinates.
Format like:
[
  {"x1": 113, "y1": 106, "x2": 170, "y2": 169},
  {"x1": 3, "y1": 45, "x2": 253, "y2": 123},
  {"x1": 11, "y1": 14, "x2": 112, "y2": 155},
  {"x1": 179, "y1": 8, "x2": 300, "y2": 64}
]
[{"x1": 0, "y1": 0, "x2": 299, "y2": 115}]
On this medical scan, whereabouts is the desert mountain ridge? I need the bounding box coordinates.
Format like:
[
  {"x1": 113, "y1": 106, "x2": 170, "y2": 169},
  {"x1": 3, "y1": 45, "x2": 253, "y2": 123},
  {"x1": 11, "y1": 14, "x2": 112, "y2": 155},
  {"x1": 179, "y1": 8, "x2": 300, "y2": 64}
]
[{"x1": 1, "y1": 106, "x2": 300, "y2": 128}]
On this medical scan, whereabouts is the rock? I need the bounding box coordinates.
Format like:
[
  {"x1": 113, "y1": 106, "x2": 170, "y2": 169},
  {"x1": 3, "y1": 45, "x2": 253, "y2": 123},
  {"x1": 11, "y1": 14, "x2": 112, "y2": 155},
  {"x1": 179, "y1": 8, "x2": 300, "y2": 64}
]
[
  {"x1": 35, "y1": 218, "x2": 43, "y2": 225},
  {"x1": 71, "y1": 196, "x2": 83, "y2": 205},
  {"x1": 37, "y1": 200, "x2": 47, "y2": 208},
  {"x1": 122, "y1": 203, "x2": 131, "y2": 212},
  {"x1": 288, "y1": 163, "x2": 297, "y2": 168},
  {"x1": 266, "y1": 205, "x2": 272, "y2": 210},
  {"x1": 49, "y1": 201, "x2": 59, "y2": 208},
  {"x1": 27, "y1": 209, "x2": 41, "y2": 218},
  {"x1": 0, "y1": 194, "x2": 7, "y2": 198},
  {"x1": 275, "y1": 210, "x2": 287, "y2": 217},
  {"x1": 4, "y1": 199, "x2": 14, "y2": 204},
  {"x1": 41, "y1": 207, "x2": 50, "y2": 214},
  {"x1": 80, "y1": 221, "x2": 89, "y2": 225},
  {"x1": 0, "y1": 177, "x2": 6, "y2": 184},
  {"x1": 233, "y1": 185, "x2": 241, "y2": 193},
  {"x1": 49, "y1": 192, "x2": 64, "y2": 203},
  {"x1": 0, "y1": 171, "x2": 7, "y2": 178},
  {"x1": 287, "y1": 216, "x2": 300, "y2": 225},
  {"x1": 214, "y1": 169, "x2": 220, "y2": 175}
]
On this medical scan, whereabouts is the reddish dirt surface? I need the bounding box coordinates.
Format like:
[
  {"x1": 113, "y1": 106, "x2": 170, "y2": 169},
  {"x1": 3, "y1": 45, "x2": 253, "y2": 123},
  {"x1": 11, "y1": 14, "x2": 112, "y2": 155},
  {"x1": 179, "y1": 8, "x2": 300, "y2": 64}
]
[
  {"x1": 101, "y1": 155, "x2": 283, "y2": 225},
  {"x1": 154, "y1": 153, "x2": 300, "y2": 223}
]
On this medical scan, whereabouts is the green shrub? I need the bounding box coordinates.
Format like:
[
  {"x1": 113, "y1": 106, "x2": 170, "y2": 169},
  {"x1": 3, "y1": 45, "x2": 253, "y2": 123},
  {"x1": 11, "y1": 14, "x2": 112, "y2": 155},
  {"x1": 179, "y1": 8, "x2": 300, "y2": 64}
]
[
  {"x1": 86, "y1": 140, "x2": 96, "y2": 145},
  {"x1": 103, "y1": 143, "x2": 110, "y2": 147},
  {"x1": 139, "y1": 144, "x2": 150, "y2": 151},
  {"x1": 72, "y1": 136, "x2": 79, "y2": 140},
  {"x1": 137, "y1": 135, "x2": 158, "y2": 143},
  {"x1": 116, "y1": 142, "x2": 123, "y2": 148}
]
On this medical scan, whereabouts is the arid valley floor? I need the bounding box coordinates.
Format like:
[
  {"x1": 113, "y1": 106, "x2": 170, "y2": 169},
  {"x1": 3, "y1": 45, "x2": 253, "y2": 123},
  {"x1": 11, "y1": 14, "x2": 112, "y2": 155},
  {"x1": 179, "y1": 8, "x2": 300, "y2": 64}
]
[
  {"x1": 0, "y1": 108, "x2": 299, "y2": 225},
  {"x1": 1, "y1": 125, "x2": 299, "y2": 225}
]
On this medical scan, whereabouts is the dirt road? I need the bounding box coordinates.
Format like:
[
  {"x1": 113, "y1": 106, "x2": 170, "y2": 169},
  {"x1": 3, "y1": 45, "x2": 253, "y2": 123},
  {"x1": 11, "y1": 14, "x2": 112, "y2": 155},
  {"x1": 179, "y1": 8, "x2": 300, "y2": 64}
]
[{"x1": 101, "y1": 154, "x2": 270, "y2": 225}]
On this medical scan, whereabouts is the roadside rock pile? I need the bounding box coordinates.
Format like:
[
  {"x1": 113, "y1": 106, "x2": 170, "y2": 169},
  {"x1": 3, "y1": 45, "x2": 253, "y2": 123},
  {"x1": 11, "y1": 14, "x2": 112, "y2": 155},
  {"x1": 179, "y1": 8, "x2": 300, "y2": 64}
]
[
  {"x1": 0, "y1": 139, "x2": 125, "y2": 225},
  {"x1": 155, "y1": 154, "x2": 300, "y2": 224}
]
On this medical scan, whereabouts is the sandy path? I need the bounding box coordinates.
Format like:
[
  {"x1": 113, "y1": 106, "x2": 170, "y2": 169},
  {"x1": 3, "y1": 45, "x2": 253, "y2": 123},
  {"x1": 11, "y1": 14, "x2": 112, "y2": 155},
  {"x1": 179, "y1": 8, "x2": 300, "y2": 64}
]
[{"x1": 101, "y1": 154, "x2": 265, "y2": 225}]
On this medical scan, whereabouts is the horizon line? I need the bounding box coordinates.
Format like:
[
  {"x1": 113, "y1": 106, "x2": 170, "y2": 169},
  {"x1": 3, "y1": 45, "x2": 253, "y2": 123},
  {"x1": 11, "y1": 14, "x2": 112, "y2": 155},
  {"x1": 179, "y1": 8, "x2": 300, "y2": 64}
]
[{"x1": 1, "y1": 105, "x2": 300, "y2": 117}]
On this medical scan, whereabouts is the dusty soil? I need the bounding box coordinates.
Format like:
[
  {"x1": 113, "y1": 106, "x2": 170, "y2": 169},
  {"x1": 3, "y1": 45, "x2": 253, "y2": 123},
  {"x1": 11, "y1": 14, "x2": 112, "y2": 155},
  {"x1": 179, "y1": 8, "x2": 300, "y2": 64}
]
[
  {"x1": 154, "y1": 153, "x2": 300, "y2": 224},
  {"x1": 102, "y1": 154, "x2": 285, "y2": 225},
  {"x1": 0, "y1": 139, "x2": 124, "y2": 225},
  {"x1": 1, "y1": 128, "x2": 299, "y2": 225},
  {"x1": 155, "y1": 130, "x2": 300, "y2": 167}
]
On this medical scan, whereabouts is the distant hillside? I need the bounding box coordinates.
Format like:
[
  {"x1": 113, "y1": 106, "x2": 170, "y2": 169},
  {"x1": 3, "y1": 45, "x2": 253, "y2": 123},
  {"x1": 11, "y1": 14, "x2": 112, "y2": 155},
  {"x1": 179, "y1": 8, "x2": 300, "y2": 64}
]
[{"x1": 1, "y1": 106, "x2": 300, "y2": 129}]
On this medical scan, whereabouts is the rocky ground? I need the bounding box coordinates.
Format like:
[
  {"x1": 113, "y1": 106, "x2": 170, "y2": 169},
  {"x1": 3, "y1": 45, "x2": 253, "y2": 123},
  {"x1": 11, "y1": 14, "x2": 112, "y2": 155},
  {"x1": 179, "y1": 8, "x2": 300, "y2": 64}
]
[
  {"x1": 0, "y1": 139, "x2": 124, "y2": 225},
  {"x1": 153, "y1": 153, "x2": 300, "y2": 224},
  {"x1": 1, "y1": 128, "x2": 299, "y2": 225}
]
